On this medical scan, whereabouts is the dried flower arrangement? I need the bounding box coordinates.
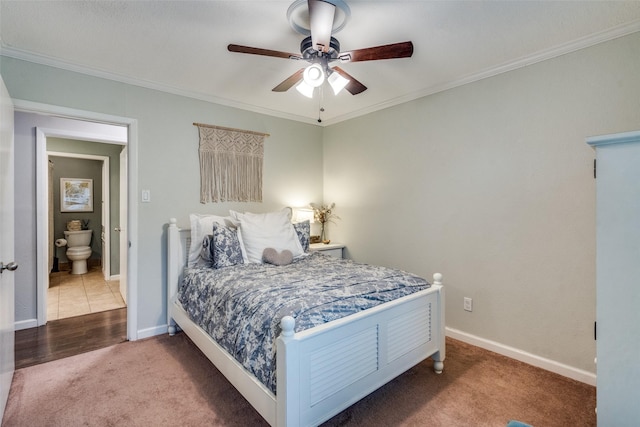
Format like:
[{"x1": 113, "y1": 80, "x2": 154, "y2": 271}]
[{"x1": 310, "y1": 202, "x2": 340, "y2": 243}]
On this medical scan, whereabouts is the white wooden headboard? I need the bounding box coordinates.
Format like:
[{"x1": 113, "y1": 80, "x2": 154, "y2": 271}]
[{"x1": 167, "y1": 218, "x2": 191, "y2": 326}]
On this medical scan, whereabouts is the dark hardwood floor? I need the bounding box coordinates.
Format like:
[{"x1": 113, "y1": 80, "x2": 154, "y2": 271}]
[{"x1": 14, "y1": 308, "x2": 127, "y2": 369}]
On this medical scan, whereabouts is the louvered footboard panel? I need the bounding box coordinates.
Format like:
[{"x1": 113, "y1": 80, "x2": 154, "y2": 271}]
[
  {"x1": 309, "y1": 326, "x2": 378, "y2": 406},
  {"x1": 387, "y1": 301, "x2": 432, "y2": 362}
]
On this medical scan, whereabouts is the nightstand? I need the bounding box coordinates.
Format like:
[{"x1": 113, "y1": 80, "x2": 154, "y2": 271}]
[{"x1": 309, "y1": 242, "x2": 345, "y2": 259}]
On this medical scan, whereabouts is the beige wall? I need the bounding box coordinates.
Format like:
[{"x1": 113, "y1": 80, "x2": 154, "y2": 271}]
[{"x1": 323, "y1": 32, "x2": 640, "y2": 374}]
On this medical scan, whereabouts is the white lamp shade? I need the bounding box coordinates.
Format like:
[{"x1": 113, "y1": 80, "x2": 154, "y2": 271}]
[
  {"x1": 328, "y1": 71, "x2": 349, "y2": 95},
  {"x1": 303, "y1": 63, "x2": 324, "y2": 87},
  {"x1": 296, "y1": 81, "x2": 315, "y2": 98},
  {"x1": 293, "y1": 208, "x2": 315, "y2": 223}
]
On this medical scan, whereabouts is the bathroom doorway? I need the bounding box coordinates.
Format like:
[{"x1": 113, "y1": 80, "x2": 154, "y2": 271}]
[{"x1": 47, "y1": 148, "x2": 125, "y2": 321}]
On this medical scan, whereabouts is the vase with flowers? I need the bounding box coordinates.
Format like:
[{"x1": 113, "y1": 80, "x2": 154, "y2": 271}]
[{"x1": 310, "y1": 202, "x2": 340, "y2": 244}]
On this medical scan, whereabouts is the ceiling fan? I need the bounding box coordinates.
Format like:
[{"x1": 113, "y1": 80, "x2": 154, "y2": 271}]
[{"x1": 227, "y1": 0, "x2": 414, "y2": 98}]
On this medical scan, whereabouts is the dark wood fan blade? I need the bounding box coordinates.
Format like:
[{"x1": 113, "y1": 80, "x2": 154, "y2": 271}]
[
  {"x1": 339, "y1": 41, "x2": 414, "y2": 62},
  {"x1": 272, "y1": 68, "x2": 305, "y2": 92},
  {"x1": 332, "y1": 66, "x2": 367, "y2": 95},
  {"x1": 228, "y1": 44, "x2": 302, "y2": 60},
  {"x1": 308, "y1": 0, "x2": 335, "y2": 53}
]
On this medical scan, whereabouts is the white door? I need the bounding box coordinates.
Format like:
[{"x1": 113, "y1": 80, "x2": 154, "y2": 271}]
[
  {"x1": 0, "y1": 76, "x2": 16, "y2": 421},
  {"x1": 118, "y1": 147, "x2": 127, "y2": 304}
]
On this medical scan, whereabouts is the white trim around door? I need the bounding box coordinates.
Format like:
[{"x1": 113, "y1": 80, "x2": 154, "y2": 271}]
[{"x1": 17, "y1": 99, "x2": 139, "y2": 341}]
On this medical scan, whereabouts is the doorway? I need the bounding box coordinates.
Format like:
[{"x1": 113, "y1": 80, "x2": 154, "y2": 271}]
[
  {"x1": 37, "y1": 127, "x2": 127, "y2": 327},
  {"x1": 15, "y1": 103, "x2": 139, "y2": 342},
  {"x1": 47, "y1": 150, "x2": 125, "y2": 321}
]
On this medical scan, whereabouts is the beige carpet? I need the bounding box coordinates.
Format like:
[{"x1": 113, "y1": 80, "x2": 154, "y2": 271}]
[{"x1": 2, "y1": 334, "x2": 595, "y2": 427}]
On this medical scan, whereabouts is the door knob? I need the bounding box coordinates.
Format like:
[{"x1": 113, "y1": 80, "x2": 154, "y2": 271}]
[
  {"x1": 114, "y1": 227, "x2": 122, "y2": 232},
  {"x1": 0, "y1": 261, "x2": 18, "y2": 274}
]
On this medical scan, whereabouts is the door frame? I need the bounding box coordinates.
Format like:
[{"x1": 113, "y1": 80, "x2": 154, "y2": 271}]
[
  {"x1": 47, "y1": 151, "x2": 111, "y2": 281},
  {"x1": 17, "y1": 99, "x2": 139, "y2": 341},
  {"x1": 37, "y1": 130, "x2": 122, "y2": 326}
]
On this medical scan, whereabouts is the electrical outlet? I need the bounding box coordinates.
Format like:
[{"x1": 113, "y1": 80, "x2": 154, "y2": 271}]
[
  {"x1": 464, "y1": 297, "x2": 473, "y2": 312},
  {"x1": 141, "y1": 189, "x2": 151, "y2": 203}
]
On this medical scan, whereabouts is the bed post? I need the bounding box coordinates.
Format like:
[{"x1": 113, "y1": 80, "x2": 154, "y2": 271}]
[
  {"x1": 276, "y1": 316, "x2": 299, "y2": 427},
  {"x1": 432, "y1": 272, "x2": 445, "y2": 374},
  {"x1": 167, "y1": 218, "x2": 180, "y2": 336}
]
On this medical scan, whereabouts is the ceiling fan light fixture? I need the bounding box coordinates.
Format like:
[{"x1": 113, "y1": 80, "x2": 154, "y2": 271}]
[
  {"x1": 296, "y1": 80, "x2": 315, "y2": 98},
  {"x1": 303, "y1": 63, "x2": 325, "y2": 87},
  {"x1": 328, "y1": 70, "x2": 349, "y2": 95}
]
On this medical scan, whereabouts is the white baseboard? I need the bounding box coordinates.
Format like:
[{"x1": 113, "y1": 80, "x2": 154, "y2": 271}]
[
  {"x1": 446, "y1": 327, "x2": 596, "y2": 386},
  {"x1": 14, "y1": 319, "x2": 38, "y2": 331},
  {"x1": 137, "y1": 324, "x2": 169, "y2": 340}
]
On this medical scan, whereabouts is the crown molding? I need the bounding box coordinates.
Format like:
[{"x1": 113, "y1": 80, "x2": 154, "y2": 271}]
[
  {"x1": 0, "y1": 44, "x2": 320, "y2": 126},
  {"x1": 2, "y1": 19, "x2": 639, "y2": 127},
  {"x1": 322, "y1": 19, "x2": 640, "y2": 126}
]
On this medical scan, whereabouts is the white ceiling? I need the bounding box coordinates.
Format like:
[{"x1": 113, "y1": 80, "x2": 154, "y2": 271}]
[{"x1": 2, "y1": 1, "x2": 640, "y2": 125}]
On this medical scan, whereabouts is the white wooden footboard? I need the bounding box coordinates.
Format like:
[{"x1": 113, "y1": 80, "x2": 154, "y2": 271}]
[
  {"x1": 277, "y1": 281, "x2": 444, "y2": 427},
  {"x1": 167, "y1": 218, "x2": 445, "y2": 427}
]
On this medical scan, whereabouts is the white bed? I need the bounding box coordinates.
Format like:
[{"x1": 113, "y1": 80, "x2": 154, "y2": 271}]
[{"x1": 167, "y1": 217, "x2": 445, "y2": 427}]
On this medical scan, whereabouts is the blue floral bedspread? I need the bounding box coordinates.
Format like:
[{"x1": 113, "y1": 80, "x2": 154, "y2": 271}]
[{"x1": 177, "y1": 252, "x2": 430, "y2": 393}]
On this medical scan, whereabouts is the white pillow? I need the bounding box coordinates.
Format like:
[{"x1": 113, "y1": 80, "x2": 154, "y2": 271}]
[
  {"x1": 230, "y1": 208, "x2": 304, "y2": 264},
  {"x1": 188, "y1": 214, "x2": 235, "y2": 267}
]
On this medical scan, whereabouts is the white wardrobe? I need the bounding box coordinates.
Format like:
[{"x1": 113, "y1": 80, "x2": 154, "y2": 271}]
[{"x1": 587, "y1": 130, "x2": 640, "y2": 426}]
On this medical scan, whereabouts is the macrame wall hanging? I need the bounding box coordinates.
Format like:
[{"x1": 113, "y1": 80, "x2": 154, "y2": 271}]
[{"x1": 194, "y1": 123, "x2": 269, "y2": 203}]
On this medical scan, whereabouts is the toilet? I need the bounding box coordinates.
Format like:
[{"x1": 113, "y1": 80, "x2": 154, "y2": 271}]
[{"x1": 63, "y1": 230, "x2": 93, "y2": 275}]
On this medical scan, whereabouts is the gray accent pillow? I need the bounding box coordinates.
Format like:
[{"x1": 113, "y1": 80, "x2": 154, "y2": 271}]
[
  {"x1": 201, "y1": 223, "x2": 244, "y2": 269},
  {"x1": 262, "y1": 248, "x2": 293, "y2": 266},
  {"x1": 212, "y1": 223, "x2": 244, "y2": 268}
]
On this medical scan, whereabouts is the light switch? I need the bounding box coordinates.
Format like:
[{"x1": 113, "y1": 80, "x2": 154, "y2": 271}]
[{"x1": 141, "y1": 189, "x2": 151, "y2": 202}]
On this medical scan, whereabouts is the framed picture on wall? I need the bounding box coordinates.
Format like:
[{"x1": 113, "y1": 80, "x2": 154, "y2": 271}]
[{"x1": 60, "y1": 178, "x2": 93, "y2": 212}]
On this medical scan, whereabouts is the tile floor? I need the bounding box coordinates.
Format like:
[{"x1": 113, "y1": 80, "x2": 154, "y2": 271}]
[{"x1": 47, "y1": 266, "x2": 126, "y2": 321}]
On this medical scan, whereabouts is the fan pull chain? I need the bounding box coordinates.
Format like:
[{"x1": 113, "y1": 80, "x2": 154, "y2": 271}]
[{"x1": 317, "y1": 86, "x2": 325, "y2": 123}]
